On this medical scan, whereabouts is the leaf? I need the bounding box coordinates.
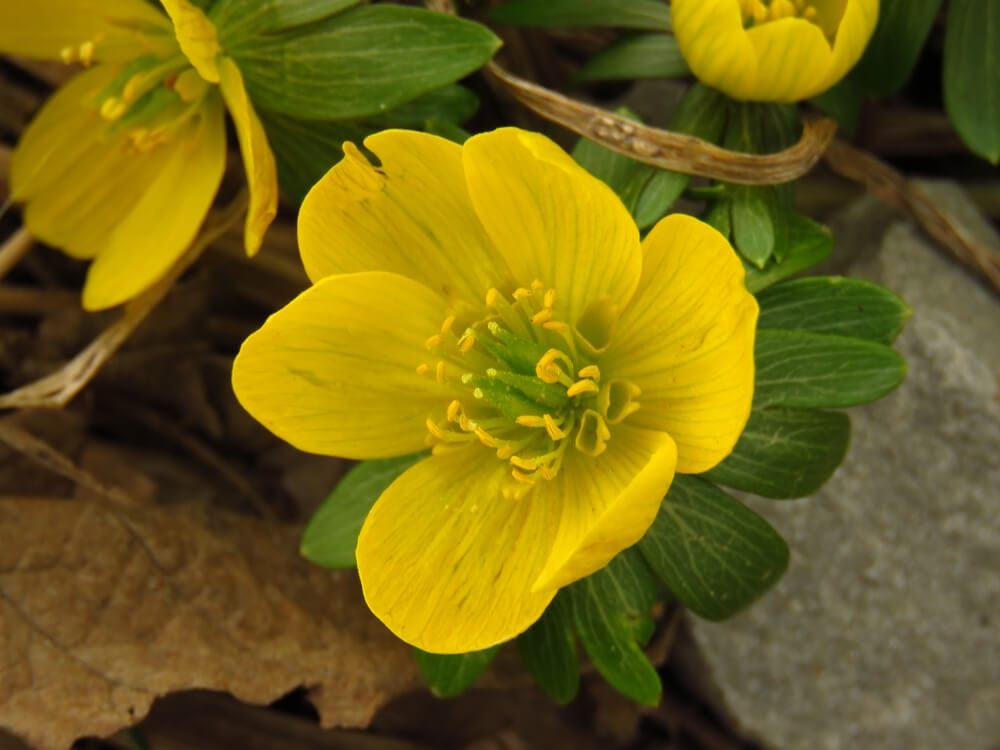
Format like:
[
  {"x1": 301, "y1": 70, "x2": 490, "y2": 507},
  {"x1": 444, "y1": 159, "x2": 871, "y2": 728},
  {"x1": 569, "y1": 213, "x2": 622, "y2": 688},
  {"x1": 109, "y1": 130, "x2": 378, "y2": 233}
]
[
  {"x1": 810, "y1": 75, "x2": 864, "y2": 132},
  {"x1": 414, "y1": 646, "x2": 501, "y2": 698},
  {"x1": 757, "y1": 277, "x2": 911, "y2": 344},
  {"x1": 301, "y1": 453, "x2": 424, "y2": 569},
  {"x1": 230, "y1": 5, "x2": 500, "y2": 121},
  {"x1": 577, "y1": 32, "x2": 689, "y2": 82},
  {"x1": 944, "y1": 0, "x2": 1000, "y2": 163},
  {"x1": 490, "y1": 0, "x2": 671, "y2": 31},
  {"x1": 704, "y1": 407, "x2": 851, "y2": 499},
  {"x1": 729, "y1": 185, "x2": 778, "y2": 268},
  {"x1": 638, "y1": 475, "x2": 789, "y2": 621},
  {"x1": 634, "y1": 169, "x2": 687, "y2": 230},
  {"x1": 214, "y1": 0, "x2": 363, "y2": 41},
  {"x1": 754, "y1": 329, "x2": 907, "y2": 409},
  {"x1": 0, "y1": 497, "x2": 419, "y2": 750},
  {"x1": 744, "y1": 214, "x2": 833, "y2": 293},
  {"x1": 565, "y1": 549, "x2": 661, "y2": 705},
  {"x1": 852, "y1": 0, "x2": 944, "y2": 96},
  {"x1": 516, "y1": 595, "x2": 579, "y2": 704}
]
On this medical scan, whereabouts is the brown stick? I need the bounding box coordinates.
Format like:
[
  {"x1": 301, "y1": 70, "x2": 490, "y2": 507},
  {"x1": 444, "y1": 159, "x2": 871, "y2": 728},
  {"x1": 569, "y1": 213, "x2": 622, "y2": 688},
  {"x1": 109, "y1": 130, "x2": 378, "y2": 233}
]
[
  {"x1": 486, "y1": 61, "x2": 838, "y2": 185},
  {"x1": 0, "y1": 227, "x2": 32, "y2": 281}
]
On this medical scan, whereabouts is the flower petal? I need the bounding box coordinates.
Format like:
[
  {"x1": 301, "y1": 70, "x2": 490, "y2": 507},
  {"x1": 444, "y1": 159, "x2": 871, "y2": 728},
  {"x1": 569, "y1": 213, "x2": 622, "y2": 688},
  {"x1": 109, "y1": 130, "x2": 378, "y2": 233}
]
[
  {"x1": 298, "y1": 130, "x2": 507, "y2": 308},
  {"x1": 462, "y1": 128, "x2": 642, "y2": 321},
  {"x1": 671, "y1": 0, "x2": 759, "y2": 101},
  {"x1": 81, "y1": 94, "x2": 226, "y2": 309},
  {"x1": 0, "y1": 0, "x2": 169, "y2": 63},
  {"x1": 827, "y1": 0, "x2": 879, "y2": 92},
  {"x1": 160, "y1": 0, "x2": 221, "y2": 83},
  {"x1": 608, "y1": 214, "x2": 758, "y2": 474},
  {"x1": 746, "y1": 18, "x2": 833, "y2": 102},
  {"x1": 532, "y1": 424, "x2": 677, "y2": 592},
  {"x1": 356, "y1": 445, "x2": 560, "y2": 653},
  {"x1": 217, "y1": 57, "x2": 278, "y2": 256},
  {"x1": 232, "y1": 271, "x2": 456, "y2": 459}
]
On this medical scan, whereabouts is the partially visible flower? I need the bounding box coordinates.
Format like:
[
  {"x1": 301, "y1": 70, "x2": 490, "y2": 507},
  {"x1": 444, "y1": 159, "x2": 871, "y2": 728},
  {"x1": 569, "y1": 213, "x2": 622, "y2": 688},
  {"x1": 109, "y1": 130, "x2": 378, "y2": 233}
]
[
  {"x1": 1, "y1": 0, "x2": 277, "y2": 309},
  {"x1": 672, "y1": 0, "x2": 879, "y2": 102},
  {"x1": 232, "y1": 128, "x2": 758, "y2": 653}
]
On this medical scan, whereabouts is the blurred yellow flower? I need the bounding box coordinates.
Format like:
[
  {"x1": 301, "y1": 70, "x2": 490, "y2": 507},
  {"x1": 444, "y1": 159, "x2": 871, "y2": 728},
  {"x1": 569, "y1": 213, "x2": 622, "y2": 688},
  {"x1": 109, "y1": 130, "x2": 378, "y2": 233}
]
[
  {"x1": 672, "y1": 0, "x2": 879, "y2": 102},
  {"x1": 232, "y1": 128, "x2": 758, "y2": 653},
  {"x1": 1, "y1": 0, "x2": 277, "y2": 309}
]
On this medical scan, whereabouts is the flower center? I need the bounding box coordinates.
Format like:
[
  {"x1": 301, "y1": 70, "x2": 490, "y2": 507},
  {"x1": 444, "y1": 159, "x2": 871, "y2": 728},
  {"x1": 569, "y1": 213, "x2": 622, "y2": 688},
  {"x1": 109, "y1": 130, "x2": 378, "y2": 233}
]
[
  {"x1": 740, "y1": 0, "x2": 844, "y2": 37},
  {"x1": 419, "y1": 281, "x2": 642, "y2": 488}
]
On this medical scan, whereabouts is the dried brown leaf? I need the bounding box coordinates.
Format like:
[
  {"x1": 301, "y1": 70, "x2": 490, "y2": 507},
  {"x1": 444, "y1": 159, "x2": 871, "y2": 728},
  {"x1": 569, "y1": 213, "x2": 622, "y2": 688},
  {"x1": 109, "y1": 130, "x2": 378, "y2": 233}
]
[{"x1": 0, "y1": 495, "x2": 419, "y2": 750}]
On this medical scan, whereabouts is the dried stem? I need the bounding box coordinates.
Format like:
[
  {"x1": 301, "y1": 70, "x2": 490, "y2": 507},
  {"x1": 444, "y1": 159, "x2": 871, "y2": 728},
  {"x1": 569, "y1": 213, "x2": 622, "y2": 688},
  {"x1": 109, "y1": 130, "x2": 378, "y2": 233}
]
[{"x1": 0, "y1": 227, "x2": 32, "y2": 280}]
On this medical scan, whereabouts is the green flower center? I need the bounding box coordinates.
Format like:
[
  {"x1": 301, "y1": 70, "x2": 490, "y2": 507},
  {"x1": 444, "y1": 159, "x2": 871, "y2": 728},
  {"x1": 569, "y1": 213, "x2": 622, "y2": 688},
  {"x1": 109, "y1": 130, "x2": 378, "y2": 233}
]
[{"x1": 420, "y1": 282, "x2": 642, "y2": 487}]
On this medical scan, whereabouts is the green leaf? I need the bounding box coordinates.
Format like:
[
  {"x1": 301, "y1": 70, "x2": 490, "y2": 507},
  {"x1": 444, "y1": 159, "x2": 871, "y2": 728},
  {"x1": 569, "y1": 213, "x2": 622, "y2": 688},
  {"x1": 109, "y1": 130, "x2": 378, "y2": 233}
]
[
  {"x1": 491, "y1": 0, "x2": 671, "y2": 31},
  {"x1": 810, "y1": 75, "x2": 863, "y2": 133},
  {"x1": 414, "y1": 645, "x2": 500, "y2": 698},
  {"x1": 214, "y1": 0, "x2": 362, "y2": 41},
  {"x1": 944, "y1": 0, "x2": 1000, "y2": 163},
  {"x1": 634, "y1": 170, "x2": 687, "y2": 230},
  {"x1": 230, "y1": 5, "x2": 500, "y2": 121},
  {"x1": 852, "y1": 0, "x2": 944, "y2": 96},
  {"x1": 729, "y1": 185, "x2": 778, "y2": 268},
  {"x1": 638, "y1": 475, "x2": 789, "y2": 621},
  {"x1": 577, "y1": 32, "x2": 689, "y2": 81},
  {"x1": 565, "y1": 549, "x2": 661, "y2": 705},
  {"x1": 754, "y1": 329, "x2": 907, "y2": 409},
  {"x1": 516, "y1": 595, "x2": 579, "y2": 704},
  {"x1": 757, "y1": 277, "x2": 911, "y2": 344},
  {"x1": 744, "y1": 214, "x2": 833, "y2": 293},
  {"x1": 300, "y1": 453, "x2": 424, "y2": 568},
  {"x1": 705, "y1": 407, "x2": 851, "y2": 499},
  {"x1": 724, "y1": 100, "x2": 800, "y2": 154}
]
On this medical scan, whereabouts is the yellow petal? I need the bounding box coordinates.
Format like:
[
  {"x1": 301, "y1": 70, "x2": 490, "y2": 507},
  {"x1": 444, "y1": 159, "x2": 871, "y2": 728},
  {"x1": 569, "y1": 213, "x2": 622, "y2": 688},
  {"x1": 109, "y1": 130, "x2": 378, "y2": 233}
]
[
  {"x1": 532, "y1": 424, "x2": 677, "y2": 592},
  {"x1": 159, "y1": 0, "x2": 221, "y2": 83},
  {"x1": 217, "y1": 57, "x2": 278, "y2": 256},
  {"x1": 671, "y1": 0, "x2": 759, "y2": 101},
  {"x1": 0, "y1": 0, "x2": 169, "y2": 63},
  {"x1": 233, "y1": 271, "x2": 456, "y2": 459},
  {"x1": 356, "y1": 445, "x2": 560, "y2": 653},
  {"x1": 462, "y1": 128, "x2": 642, "y2": 322},
  {"x1": 81, "y1": 94, "x2": 226, "y2": 309},
  {"x1": 745, "y1": 18, "x2": 834, "y2": 102},
  {"x1": 299, "y1": 130, "x2": 508, "y2": 307},
  {"x1": 826, "y1": 0, "x2": 879, "y2": 92},
  {"x1": 608, "y1": 214, "x2": 758, "y2": 474}
]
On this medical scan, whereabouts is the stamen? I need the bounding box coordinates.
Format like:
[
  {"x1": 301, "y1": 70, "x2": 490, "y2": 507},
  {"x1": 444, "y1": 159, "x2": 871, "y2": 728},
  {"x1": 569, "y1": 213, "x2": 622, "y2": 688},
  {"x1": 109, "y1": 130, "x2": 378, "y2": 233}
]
[
  {"x1": 511, "y1": 468, "x2": 536, "y2": 484},
  {"x1": 435, "y1": 360, "x2": 447, "y2": 384},
  {"x1": 535, "y1": 349, "x2": 575, "y2": 387},
  {"x1": 567, "y1": 379, "x2": 600, "y2": 398},
  {"x1": 543, "y1": 414, "x2": 567, "y2": 440},
  {"x1": 530, "y1": 308, "x2": 553, "y2": 325},
  {"x1": 79, "y1": 40, "x2": 95, "y2": 66},
  {"x1": 543, "y1": 288, "x2": 556, "y2": 309},
  {"x1": 424, "y1": 334, "x2": 442, "y2": 350},
  {"x1": 446, "y1": 399, "x2": 462, "y2": 422},
  {"x1": 416, "y1": 362, "x2": 431, "y2": 376},
  {"x1": 577, "y1": 364, "x2": 601, "y2": 381},
  {"x1": 510, "y1": 455, "x2": 538, "y2": 471},
  {"x1": 100, "y1": 97, "x2": 128, "y2": 121},
  {"x1": 425, "y1": 417, "x2": 449, "y2": 441},
  {"x1": 515, "y1": 415, "x2": 546, "y2": 428},
  {"x1": 440, "y1": 315, "x2": 456, "y2": 335}
]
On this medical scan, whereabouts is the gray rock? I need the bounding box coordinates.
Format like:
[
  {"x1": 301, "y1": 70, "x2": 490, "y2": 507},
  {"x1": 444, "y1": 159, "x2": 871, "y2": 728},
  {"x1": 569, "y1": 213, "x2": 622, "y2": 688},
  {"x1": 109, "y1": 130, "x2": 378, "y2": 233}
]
[{"x1": 687, "y1": 182, "x2": 1000, "y2": 750}]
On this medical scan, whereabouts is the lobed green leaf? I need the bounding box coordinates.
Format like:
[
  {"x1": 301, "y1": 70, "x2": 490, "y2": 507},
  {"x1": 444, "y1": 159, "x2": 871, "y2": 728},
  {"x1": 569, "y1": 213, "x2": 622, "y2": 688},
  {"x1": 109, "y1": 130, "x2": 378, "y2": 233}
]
[
  {"x1": 944, "y1": 0, "x2": 1000, "y2": 163},
  {"x1": 705, "y1": 407, "x2": 850, "y2": 499},
  {"x1": 516, "y1": 595, "x2": 580, "y2": 703},
  {"x1": 577, "y1": 32, "x2": 689, "y2": 82},
  {"x1": 490, "y1": 0, "x2": 671, "y2": 31},
  {"x1": 638, "y1": 476, "x2": 789, "y2": 621},
  {"x1": 414, "y1": 645, "x2": 501, "y2": 698},
  {"x1": 744, "y1": 214, "x2": 833, "y2": 293},
  {"x1": 214, "y1": 0, "x2": 362, "y2": 42}
]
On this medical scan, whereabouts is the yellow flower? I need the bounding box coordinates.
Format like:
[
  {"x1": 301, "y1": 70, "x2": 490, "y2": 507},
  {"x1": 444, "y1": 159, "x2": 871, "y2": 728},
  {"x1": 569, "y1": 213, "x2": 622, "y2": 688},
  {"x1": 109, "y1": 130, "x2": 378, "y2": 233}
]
[
  {"x1": 672, "y1": 0, "x2": 879, "y2": 102},
  {"x1": 1, "y1": 0, "x2": 277, "y2": 310},
  {"x1": 232, "y1": 128, "x2": 758, "y2": 653}
]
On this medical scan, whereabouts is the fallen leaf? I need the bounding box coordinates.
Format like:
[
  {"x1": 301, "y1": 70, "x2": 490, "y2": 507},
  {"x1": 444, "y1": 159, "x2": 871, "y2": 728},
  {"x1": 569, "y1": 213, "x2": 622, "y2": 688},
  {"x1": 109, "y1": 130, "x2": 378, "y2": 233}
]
[{"x1": 0, "y1": 495, "x2": 419, "y2": 749}]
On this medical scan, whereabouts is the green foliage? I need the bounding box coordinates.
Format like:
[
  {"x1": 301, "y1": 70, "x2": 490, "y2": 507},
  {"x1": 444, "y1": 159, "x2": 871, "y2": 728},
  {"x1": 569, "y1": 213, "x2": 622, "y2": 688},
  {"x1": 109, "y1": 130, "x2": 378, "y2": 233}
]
[
  {"x1": 744, "y1": 215, "x2": 833, "y2": 293},
  {"x1": 414, "y1": 646, "x2": 501, "y2": 698},
  {"x1": 638, "y1": 476, "x2": 789, "y2": 620},
  {"x1": 944, "y1": 0, "x2": 1000, "y2": 163},
  {"x1": 229, "y1": 5, "x2": 499, "y2": 121},
  {"x1": 577, "y1": 33, "x2": 689, "y2": 82},
  {"x1": 214, "y1": 0, "x2": 362, "y2": 39},
  {"x1": 516, "y1": 596, "x2": 579, "y2": 703},
  {"x1": 853, "y1": 0, "x2": 944, "y2": 96},
  {"x1": 490, "y1": 0, "x2": 671, "y2": 31},
  {"x1": 300, "y1": 453, "x2": 423, "y2": 568}
]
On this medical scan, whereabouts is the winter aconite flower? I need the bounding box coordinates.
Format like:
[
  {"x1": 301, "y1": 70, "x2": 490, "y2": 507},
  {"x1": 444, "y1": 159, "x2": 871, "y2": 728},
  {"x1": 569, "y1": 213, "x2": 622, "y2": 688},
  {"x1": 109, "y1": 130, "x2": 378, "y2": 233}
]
[
  {"x1": 672, "y1": 0, "x2": 879, "y2": 102},
  {"x1": 232, "y1": 128, "x2": 758, "y2": 653},
  {"x1": 1, "y1": 0, "x2": 277, "y2": 309}
]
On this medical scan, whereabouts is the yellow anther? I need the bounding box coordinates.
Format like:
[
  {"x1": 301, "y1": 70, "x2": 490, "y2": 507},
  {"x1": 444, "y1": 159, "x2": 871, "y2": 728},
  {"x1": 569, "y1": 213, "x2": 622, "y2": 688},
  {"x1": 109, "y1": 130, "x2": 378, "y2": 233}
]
[
  {"x1": 539, "y1": 464, "x2": 556, "y2": 481},
  {"x1": 530, "y1": 279, "x2": 544, "y2": 292},
  {"x1": 512, "y1": 287, "x2": 533, "y2": 301},
  {"x1": 530, "y1": 308, "x2": 553, "y2": 325},
  {"x1": 440, "y1": 315, "x2": 456, "y2": 335},
  {"x1": 511, "y1": 468, "x2": 536, "y2": 484},
  {"x1": 435, "y1": 360, "x2": 447, "y2": 384},
  {"x1": 577, "y1": 364, "x2": 601, "y2": 381},
  {"x1": 510, "y1": 455, "x2": 538, "y2": 471},
  {"x1": 567, "y1": 379, "x2": 601, "y2": 398},
  {"x1": 59, "y1": 45, "x2": 77, "y2": 64},
  {"x1": 803, "y1": 5, "x2": 818, "y2": 19},
  {"x1": 769, "y1": 0, "x2": 796, "y2": 19},
  {"x1": 458, "y1": 413, "x2": 477, "y2": 432},
  {"x1": 543, "y1": 288, "x2": 556, "y2": 309},
  {"x1": 79, "y1": 40, "x2": 95, "y2": 66},
  {"x1": 100, "y1": 96, "x2": 127, "y2": 121},
  {"x1": 173, "y1": 68, "x2": 209, "y2": 102},
  {"x1": 447, "y1": 399, "x2": 462, "y2": 422},
  {"x1": 515, "y1": 415, "x2": 546, "y2": 428},
  {"x1": 416, "y1": 362, "x2": 431, "y2": 376},
  {"x1": 425, "y1": 417, "x2": 448, "y2": 441},
  {"x1": 543, "y1": 414, "x2": 567, "y2": 441},
  {"x1": 475, "y1": 427, "x2": 497, "y2": 447},
  {"x1": 496, "y1": 443, "x2": 516, "y2": 460},
  {"x1": 535, "y1": 348, "x2": 575, "y2": 386},
  {"x1": 458, "y1": 329, "x2": 476, "y2": 352},
  {"x1": 485, "y1": 288, "x2": 501, "y2": 307},
  {"x1": 424, "y1": 334, "x2": 442, "y2": 350},
  {"x1": 542, "y1": 320, "x2": 571, "y2": 335}
]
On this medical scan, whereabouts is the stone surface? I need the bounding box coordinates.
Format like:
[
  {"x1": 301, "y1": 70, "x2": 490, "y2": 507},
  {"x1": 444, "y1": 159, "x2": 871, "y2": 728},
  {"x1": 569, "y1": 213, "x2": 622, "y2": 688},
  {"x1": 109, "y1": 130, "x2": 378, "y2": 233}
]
[{"x1": 687, "y1": 182, "x2": 1000, "y2": 750}]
